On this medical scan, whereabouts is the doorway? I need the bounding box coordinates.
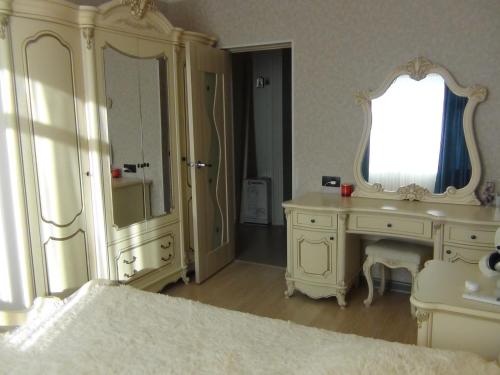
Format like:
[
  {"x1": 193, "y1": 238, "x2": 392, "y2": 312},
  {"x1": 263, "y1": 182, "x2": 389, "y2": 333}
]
[{"x1": 231, "y1": 46, "x2": 292, "y2": 267}]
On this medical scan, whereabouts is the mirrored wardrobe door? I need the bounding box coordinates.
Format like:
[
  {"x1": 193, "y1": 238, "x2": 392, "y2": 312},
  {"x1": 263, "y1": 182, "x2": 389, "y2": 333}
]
[
  {"x1": 103, "y1": 47, "x2": 147, "y2": 228},
  {"x1": 139, "y1": 56, "x2": 171, "y2": 220}
]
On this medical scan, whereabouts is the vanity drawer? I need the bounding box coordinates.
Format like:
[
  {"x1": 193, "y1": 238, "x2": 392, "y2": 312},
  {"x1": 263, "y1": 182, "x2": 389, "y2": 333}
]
[
  {"x1": 293, "y1": 211, "x2": 337, "y2": 229},
  {"x1": 443, "y1": 245, "x2": 490, "y2": 265},
  {"x1": 444, "y1": 225, "x2": 495, "y2": 247},
  {"x1": 115, "y1": 233, "x2": 176, "y2": 282},
  {"x1": 348, "y1": 214, "x2": 432, "y2": 239}
]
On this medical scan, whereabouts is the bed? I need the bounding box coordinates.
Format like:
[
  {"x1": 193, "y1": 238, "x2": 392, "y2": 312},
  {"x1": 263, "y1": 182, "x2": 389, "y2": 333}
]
[{"x1": 1, "y1": 281, "x2": 499, "y2": 375}]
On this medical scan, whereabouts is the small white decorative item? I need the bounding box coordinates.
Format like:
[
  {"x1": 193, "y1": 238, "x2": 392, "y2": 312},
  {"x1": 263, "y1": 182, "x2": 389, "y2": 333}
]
[
  {"x1": 479, "y1": 253, "x2": 500, "y2": 277},
  {"x1": 465, "y1": 280, "x2": 480, "y2": 293},
  {"x1": 479, "y1": 181, "x2": 495, "y2": 206},
  {"x1": 478, "y1": 227, "x2": 500, "y2": 277}
]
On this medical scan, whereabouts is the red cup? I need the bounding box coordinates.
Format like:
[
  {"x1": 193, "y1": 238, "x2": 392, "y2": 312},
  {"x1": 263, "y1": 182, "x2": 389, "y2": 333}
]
[
  {"x1": 341, "y1": 183, "x2": 353, "y2": 197},
  {"x1": 111, "y1": 168, "x2": 121, "y2": 178}
]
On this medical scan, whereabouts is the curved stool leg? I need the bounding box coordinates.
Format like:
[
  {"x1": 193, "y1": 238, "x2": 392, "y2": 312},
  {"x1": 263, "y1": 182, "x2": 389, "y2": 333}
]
[
  {"x1": 363, "y1": 257, "x2": 375, "y2": 307},
  {"x1": 379, "y1": 264, "x2": 387, "y2": 296},
  {"x1": 410, "y1": 268, "x2": 418, "y2": 317}
]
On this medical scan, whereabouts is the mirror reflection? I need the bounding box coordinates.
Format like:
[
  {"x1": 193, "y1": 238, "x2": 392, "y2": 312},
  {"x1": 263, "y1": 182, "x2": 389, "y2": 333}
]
[
  {"x1": 362, "y1": 73, "x2": 470, "y2": 194},
  {"x1": 104, "y1": 47, "x2": 171, "y2": 228}
]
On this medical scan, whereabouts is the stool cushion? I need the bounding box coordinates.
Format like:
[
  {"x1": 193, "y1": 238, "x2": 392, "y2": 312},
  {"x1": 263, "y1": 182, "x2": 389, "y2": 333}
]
[{"x1": 365, "y1": 239, "x2": 432, "y2": 264}]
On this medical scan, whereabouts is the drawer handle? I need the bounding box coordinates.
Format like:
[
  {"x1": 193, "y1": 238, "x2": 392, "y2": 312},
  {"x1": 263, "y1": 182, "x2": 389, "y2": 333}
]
[
  {"x1": 123, "y1": 256, "x2": 136, "y2": 265},
  {"x1": 161, "y1": 254, "x2": 173, "y2": 263},
  {"x1": 161, "y1": 242, "x2": 172, "y2": 249},
  {"x1": 470, "y1": 235, "x2": 477, "y2": 240},
  {"x1": 446, "y1": 249, "x2": 452, "y2": 254},
  {"x1": 386, "y1": 223, "x2": 392, "y2": 228},
  {"x1": 330, "y1": 236, "x2": 334, "y2": 240},
  {"x1": 497, "y1": 245, "x2": 500, "y2": 250},
  {"x1": 310, "y1": 219, "x2": 316, "y2": 223},
  {"x1": 124, "y1": 269, "x2": 137, "y2": 278}
]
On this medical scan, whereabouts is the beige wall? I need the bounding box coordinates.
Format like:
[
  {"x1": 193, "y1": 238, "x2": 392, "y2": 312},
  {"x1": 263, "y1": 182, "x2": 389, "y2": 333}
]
[{"x1": 161, "y1": 0, "x2": 500, "y2": 197}]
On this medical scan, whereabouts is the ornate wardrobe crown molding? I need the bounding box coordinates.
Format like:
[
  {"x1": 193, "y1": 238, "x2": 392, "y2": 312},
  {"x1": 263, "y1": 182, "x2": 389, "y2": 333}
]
[{"x1": 121, "y1": 0, "x2": 157, "y2": 19}]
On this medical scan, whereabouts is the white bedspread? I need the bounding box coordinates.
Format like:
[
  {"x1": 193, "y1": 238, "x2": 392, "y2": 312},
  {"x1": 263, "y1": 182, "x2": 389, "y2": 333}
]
[{"x1": 1, "y1": 280, "x2": 499, "y2": 375}]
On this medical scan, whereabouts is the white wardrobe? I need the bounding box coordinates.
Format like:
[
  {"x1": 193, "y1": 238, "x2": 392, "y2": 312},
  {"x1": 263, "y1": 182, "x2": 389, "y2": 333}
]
[{"x1": 0, "y1": 0, "x2": 235, "y2": 320}]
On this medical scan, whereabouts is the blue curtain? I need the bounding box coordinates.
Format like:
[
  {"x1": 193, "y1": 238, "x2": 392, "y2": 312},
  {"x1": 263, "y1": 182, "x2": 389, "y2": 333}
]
[
  {"x1": 434, "y1": 86, "x2": 470, "y2": 194},
  {"x1": 362, "y1": 141, "x2": 370, "y2": 181}
]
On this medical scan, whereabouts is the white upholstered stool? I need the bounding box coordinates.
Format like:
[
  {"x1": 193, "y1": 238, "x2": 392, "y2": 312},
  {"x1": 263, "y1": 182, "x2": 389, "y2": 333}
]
[{"x1": 362, "y1": 239, "x2": 431, "y2": 316}]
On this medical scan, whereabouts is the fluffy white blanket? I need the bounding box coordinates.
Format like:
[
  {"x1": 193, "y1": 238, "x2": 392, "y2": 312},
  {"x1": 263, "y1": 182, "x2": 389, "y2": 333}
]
[{"x1": 1, "y1": 280, "x2": 499, "y2": 375}]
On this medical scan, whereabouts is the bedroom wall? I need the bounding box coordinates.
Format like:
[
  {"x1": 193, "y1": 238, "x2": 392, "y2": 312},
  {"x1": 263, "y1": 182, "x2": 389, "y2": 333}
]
[{"x1": 160, "y1": 0, "x2": 500, "y2": 197}]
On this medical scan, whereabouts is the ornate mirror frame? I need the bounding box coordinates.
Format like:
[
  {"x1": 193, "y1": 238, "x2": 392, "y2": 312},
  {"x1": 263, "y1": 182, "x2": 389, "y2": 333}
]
[{"x1": 352, "y1": 57, "x2": 487, "y2": 205}]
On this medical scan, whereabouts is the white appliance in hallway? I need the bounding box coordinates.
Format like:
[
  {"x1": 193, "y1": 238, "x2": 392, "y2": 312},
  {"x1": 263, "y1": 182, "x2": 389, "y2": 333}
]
[{"x1": 240, "y1": 178, "x2": 271, "y2": 224}]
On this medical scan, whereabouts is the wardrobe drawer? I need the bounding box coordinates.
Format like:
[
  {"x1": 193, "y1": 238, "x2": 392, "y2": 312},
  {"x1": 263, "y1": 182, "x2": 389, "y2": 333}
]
[
  {"x1": 115, "y1": 233, "x2": 176, "y2": 282},
  {"x1": 293, "y1": 211, "x2": 337, "y2": 229},
  {"x1": 444, "y1": 225, "x2": 495, "y2": 247},
  {"x1": 443, "y1": 245, "x2": 490, "y2": 265},
  {"x1": 348, "y1": 214, "x2": 432, "y2": 239}
]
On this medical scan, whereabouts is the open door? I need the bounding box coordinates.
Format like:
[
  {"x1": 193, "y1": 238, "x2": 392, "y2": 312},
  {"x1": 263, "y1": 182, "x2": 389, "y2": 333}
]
[{"x1": 186, "y1": 42, "x2": 235, "y2": 283}]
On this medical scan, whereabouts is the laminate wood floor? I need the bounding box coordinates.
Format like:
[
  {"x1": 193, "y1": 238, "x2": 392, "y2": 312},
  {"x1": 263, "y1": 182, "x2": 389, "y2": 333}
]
[{"x1": 162, "y1": 260, "x2": 417, "y2": 345}]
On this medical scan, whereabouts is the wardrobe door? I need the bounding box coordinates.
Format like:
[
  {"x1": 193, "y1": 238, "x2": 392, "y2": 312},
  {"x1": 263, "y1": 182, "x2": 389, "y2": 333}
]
[
  {"x1": 186, "y1": 42, "x2": 235, "y2": 283},
  {"x1": 11, "y1": 19, "x2": 95, "y2": 296},
  {"x1": 103, "y1": 45, "x2": 147, "y2": 229}
]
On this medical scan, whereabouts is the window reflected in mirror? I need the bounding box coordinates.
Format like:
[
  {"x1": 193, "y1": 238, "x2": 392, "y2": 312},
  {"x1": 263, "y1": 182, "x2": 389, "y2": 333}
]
[
  {"x1": 362, "y1": 74, "x2": 470, "y2": 194},
  {"x1": 103, "y1": 47, "x2": 172, "y2": 228}
]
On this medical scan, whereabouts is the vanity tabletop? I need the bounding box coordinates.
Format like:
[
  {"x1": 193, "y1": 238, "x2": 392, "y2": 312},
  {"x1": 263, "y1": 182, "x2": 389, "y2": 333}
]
[
  {"x1": 410, "y1": 260, "x2": 500, "y2": 319},
  {"x1": 282, "y1": 192, "x2": 500, "y2": 226}
]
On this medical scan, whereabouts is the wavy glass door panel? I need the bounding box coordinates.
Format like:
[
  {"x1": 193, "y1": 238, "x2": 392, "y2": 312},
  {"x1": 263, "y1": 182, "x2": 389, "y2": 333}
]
[
  {"x1": 203, "y1": 72, "x2": 224, "y2": 248},
  {"x1": 186, "y1": 42, "x2": 234, "y2": 283}
]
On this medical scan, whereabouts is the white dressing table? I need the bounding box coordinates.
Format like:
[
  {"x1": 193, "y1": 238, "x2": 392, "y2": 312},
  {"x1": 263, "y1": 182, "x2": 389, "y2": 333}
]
[
  {"x1": 283, "y1": 192, "x2": 500, "y2": 307},
  {"x1": 411, "y1": 260, "x2": 500, "y2": 361},
  {"x1": 283, "y1": 56, "x2": 494, "y2": 308}
]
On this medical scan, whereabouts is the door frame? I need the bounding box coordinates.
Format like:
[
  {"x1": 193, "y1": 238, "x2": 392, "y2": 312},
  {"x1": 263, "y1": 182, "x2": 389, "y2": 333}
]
[{"x1": 225, "y1": 40, "x2": 294, "y2": 220}]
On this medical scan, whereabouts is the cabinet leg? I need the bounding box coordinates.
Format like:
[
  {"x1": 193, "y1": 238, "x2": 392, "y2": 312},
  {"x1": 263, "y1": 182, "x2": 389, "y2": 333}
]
[
  {"x1": 363, "y1": 259, "x2": 374, "y2": 307},
  {"x1": 284, "y1": 280, "x2": 295, "y2": 298},
  {"x1": 181, "y1": 269, "x2": 190, "y2": 285},
  {"x1": 337, "y1": 290, "x2": 347, "y2": 309}
]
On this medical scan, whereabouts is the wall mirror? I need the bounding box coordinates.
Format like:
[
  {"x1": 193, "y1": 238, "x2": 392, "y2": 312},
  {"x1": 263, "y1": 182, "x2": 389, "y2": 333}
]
[
  {"x1": 103, "y1": 46, "x2": 172, "y2": 228},
  {"x1": 353, "y1": 57, "x2": 487, "y2": 205}
]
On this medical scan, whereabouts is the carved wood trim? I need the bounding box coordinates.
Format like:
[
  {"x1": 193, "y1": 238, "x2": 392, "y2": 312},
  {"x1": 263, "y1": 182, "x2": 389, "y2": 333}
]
[
  {"x1": 121, "y1": 0, "x2": 157, "y2": 19},
  {"x1": 404, "y1": 56, "x2": 436, "y2": 81},
  {"x1": 396, "y1": 183, "x2": 430, "y2": 202},
  {"x1": 82, "y1": 27, "x2": 94, "y2": 50},
  {"x1": 415, "y1": 309, "x2": 430, "y2": 329},
  {"x1": 432, "y1": 222, "x2": 442, "y2": 235},
  {"x1": 0, "y1": 14, "x2": 8, "y2": 40},
  {"x1": 444, "y1": 249, "x2": 479, "y2": 265}
]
